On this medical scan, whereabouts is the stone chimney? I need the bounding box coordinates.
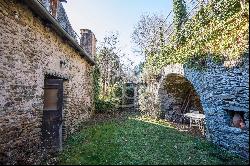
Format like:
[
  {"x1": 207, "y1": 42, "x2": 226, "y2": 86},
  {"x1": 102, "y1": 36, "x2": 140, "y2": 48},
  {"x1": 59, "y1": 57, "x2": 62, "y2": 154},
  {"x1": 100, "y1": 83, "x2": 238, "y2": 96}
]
[
  {"x1": 80, "y1": 29, "x2": 97, "y2": 59},
  {"x1": 40, "y1": 0, "x2": 67, "y2": 18}
]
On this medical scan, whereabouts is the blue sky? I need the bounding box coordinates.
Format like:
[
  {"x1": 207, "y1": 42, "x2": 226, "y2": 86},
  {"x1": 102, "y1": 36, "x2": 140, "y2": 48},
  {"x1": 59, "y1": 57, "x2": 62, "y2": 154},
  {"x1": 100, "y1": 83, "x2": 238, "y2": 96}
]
[{"x1": 63, "y1": 0, "x2": 173, "y2": 66}]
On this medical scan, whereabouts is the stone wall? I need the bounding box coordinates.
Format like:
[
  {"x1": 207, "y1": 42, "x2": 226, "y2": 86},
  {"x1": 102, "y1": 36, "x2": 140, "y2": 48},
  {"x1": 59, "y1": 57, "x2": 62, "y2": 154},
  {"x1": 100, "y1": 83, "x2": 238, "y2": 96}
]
[
  {"x1": 0, "y1": 0, "x2": 94, "y2": 164},
  {"x1": 193, "y1": 57, "x2": 249, "y2": 159},
  {"x1": 143, "y1": 56, "x2": 249, "y2": 158}
]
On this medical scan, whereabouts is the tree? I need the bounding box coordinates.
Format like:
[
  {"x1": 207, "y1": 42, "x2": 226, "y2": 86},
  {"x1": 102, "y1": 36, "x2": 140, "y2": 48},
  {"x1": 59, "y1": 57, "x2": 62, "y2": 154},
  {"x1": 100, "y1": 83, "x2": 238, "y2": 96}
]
[
  {"x1": 94, "y1": 32, "x2": 137, "y2": 112},
  {"x1": 96, "y1": 32, "x2": 123, "y2": 97},
  {"x1": 132, "y1": 13, "x2": 172, "y2": 61}
]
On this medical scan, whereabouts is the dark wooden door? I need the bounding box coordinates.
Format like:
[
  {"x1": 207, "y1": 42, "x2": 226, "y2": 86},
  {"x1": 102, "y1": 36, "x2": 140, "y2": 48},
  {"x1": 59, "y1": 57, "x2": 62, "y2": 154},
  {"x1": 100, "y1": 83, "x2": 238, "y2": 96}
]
[{"x1": 42, "y1": 79, "x2": 63, "y2": 152}]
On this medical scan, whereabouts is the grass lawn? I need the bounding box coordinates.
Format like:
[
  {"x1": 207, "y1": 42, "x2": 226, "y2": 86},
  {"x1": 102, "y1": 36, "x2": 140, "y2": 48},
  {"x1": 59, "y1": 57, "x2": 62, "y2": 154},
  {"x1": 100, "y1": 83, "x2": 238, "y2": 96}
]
[{"x1": 58, "y1": 116, "x2": 248, "y2": 165}]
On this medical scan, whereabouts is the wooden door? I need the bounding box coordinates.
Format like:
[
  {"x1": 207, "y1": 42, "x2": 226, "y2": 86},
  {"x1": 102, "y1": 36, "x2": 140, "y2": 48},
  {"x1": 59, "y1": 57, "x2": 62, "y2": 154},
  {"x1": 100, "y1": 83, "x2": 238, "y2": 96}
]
[{"x1": 42, "y1": 78, "x2": 63, "y2": 152}]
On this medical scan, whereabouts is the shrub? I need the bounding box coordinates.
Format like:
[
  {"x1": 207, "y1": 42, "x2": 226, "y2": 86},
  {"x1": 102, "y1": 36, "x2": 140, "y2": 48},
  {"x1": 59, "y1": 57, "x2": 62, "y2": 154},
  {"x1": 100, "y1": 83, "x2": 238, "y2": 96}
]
[{"x1": 138, "y1": 86, "x2": 161, "y2": 119}]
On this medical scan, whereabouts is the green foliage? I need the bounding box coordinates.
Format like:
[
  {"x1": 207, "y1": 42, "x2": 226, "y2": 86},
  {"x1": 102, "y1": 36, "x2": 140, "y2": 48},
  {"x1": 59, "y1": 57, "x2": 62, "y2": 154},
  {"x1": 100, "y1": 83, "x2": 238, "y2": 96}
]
[
  {"x1": 144, "y1": 0, "x2": 249, "y2": 79},
  {"x1": 139, "y1": 0, "x2": 249, "y2": 118},
  {"x1": 93, "y1": 32, "x2": 126, "y2": 113},
  {"x1": 110, "y1": 83, "x2": 123, "y2": 99},
  {"x1": 93, "y1": 66, "x2": 117, "y2": 113},
  {"x1": 94, "y1": 99, "x2": 115, "y2": 113},
  {"x1": 93, "y1": 66, "x2": 101, "y2": 102},
  {"x1": 94, "y1": 82, "x2": 124, "y2": 113},
  {"x1": 58, "y1": 117, "x2": 248, "y2": 165},
  {"x1": 173, "y1": 0, "x2": 187, "y2": 42}
]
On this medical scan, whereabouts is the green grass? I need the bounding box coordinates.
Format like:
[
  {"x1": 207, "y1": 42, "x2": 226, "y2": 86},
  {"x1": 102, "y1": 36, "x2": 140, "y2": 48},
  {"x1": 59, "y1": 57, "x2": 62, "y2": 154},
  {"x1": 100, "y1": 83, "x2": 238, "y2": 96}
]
[{"x1": 58, "y1": 117, "x2": 248, "y2": 165}]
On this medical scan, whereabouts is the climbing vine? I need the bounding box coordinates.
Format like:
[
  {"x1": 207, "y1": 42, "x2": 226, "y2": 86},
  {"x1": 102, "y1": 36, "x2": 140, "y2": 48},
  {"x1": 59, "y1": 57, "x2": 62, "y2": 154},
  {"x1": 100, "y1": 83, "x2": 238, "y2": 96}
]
[
  {"x1": 173, "y1": 0, "x2": 187, "y2": 44},
  {"x1": 93, "y1": 66, "x2": 100, "y2": 107},
  {"x1": 143, "y1": 0, "x2": 249, "y2": 80}
]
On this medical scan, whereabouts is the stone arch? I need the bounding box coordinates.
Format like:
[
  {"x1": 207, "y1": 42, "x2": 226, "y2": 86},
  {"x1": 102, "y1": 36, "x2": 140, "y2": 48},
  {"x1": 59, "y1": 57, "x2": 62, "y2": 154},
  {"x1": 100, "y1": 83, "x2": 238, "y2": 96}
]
[
  {"x1": 157, "y1": 64, "x2": 205, "y2": 125},
  {"x1": 153, "y1": 60, "x2": 249, "y2": 158},
  {"x1": 157, "y1": 64, "x2": 204, "y2": 97}
]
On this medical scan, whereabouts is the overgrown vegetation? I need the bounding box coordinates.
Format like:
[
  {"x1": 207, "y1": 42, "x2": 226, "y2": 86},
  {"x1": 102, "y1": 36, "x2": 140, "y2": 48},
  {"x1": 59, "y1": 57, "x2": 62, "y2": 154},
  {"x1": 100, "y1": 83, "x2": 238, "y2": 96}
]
[
  {"x1": 173, "y1": 0, "x2": 187, "y2": 41},
  {"x1": 133, "y1": 0, "x2": 249, "y2": 118},
  {"x1": 58, "y1": 117, "x2": 248, "y2": 165},
  {"x1": 93, "y1": 32, "x2": 136, "y2": 113},
  {"x1": 138, "y1": 0, "x2": 249, "y2": 80}
]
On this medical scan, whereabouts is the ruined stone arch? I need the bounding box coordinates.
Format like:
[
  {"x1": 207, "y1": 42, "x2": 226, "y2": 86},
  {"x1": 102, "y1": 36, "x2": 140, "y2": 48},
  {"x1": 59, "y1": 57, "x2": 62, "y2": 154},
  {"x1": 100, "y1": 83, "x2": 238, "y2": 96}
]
[
  {"x1": 157, "y1": 64, "x2": 205, "y2": 122},
  {"x1": 152, "y1": 59, "x2": 249, "y2": 158},
  {"x1": 157, "y1": 64, "x2": 204, "y2": 97}
]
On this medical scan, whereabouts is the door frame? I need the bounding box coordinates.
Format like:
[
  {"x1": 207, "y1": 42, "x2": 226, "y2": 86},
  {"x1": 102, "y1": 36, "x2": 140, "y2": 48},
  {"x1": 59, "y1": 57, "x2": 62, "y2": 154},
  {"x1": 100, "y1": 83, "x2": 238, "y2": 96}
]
[{"x1": 42, "y1": 75, "x2": 64, "y2": 152}]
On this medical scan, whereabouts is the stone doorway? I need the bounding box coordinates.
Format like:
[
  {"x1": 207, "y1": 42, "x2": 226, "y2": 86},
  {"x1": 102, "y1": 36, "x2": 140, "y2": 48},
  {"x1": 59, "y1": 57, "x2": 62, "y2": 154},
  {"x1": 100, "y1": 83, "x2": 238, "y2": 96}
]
[{"x1": 42, "y1": 76, "x2": 64, "y2": 152}]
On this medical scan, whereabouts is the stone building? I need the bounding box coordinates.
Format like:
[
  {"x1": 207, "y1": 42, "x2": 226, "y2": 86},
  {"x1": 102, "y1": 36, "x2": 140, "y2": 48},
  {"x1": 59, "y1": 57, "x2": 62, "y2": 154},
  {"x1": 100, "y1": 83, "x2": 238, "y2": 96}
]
[{"x1": 0, "y1": 0, "x2": 96, "y2": 164}]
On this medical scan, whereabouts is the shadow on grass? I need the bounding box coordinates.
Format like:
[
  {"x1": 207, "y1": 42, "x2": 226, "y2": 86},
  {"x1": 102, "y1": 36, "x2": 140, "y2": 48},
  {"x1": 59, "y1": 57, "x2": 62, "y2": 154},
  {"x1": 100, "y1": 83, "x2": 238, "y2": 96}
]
[{"x1": 57, "y1": 116, "x2": 249, "y2": 165}]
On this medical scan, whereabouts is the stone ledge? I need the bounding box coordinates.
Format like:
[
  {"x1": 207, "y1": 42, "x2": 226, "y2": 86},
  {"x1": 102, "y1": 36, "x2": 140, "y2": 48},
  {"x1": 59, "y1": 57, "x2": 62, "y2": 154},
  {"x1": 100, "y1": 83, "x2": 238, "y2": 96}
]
[{"x1": 222, "y1": 106, "x2": 249, "y2": 112}]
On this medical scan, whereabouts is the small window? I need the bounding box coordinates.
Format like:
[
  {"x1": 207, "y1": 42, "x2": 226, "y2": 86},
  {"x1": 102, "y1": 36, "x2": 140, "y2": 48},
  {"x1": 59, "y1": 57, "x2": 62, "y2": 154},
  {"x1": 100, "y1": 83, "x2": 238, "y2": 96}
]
[{"x1": 44, "y1": 88, "x2": 58, "y2": 110}]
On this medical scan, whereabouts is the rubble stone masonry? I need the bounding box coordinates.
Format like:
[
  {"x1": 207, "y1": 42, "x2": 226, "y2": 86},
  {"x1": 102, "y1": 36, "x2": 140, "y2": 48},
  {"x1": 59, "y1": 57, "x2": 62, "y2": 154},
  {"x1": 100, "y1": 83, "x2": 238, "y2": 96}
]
[
  {"x1": 0, "y1": 0, "x2": 94, "y2": 164},
  {"x1": 148, "y1": 57, "x2": 249, "y2": 159}
]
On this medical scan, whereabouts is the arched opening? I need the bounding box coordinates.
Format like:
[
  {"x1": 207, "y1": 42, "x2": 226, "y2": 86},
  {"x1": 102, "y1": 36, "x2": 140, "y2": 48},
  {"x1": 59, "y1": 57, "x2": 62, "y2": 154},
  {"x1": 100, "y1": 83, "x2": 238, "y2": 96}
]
[{"x1": 159, "y1": 74, "x2": 204, "y2": 135}]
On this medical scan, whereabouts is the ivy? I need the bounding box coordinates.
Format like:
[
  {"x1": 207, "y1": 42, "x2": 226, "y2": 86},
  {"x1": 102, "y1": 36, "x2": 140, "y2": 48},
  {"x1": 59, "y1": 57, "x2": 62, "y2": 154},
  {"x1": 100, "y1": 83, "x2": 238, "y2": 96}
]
[
  {"x1": 173, "y1": 0, "x2": 187, "y2": 44},
  {"x1": 143, "y1": 0, "x2": 249, "y2": 79},
  {"x1": 93, "y1": 66, "x2": 102, "y2": 112},
  {"x1": 173, "y1": 0, "x2": 187, "y2": 32}
]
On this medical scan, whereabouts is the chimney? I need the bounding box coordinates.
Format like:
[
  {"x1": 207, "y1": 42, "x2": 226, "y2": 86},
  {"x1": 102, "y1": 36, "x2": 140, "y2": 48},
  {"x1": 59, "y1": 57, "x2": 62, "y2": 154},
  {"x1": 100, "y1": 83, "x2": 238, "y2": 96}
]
[
  {"x1": 80, "y1": 29, "x2": 97, "y2": 59},
  {"x1": 41, "y1": 0, "x2": 67, "y2": 18}
]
